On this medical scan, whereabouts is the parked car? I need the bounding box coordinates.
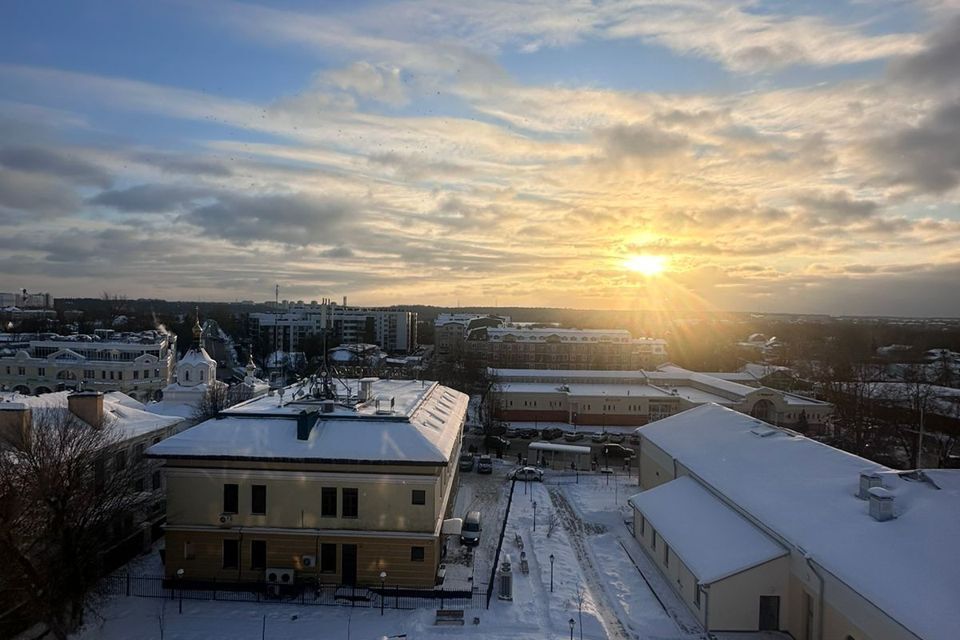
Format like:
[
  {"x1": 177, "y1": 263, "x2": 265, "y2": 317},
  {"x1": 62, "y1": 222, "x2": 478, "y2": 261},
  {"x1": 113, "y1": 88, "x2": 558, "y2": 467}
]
[
  {"x1": 602, "y1": 443, "x2": 635, "y2": 459},
  {"x1": 519, "y1": 428, "x2": 540, "y2": 440},
  {"x1": 607, "y1": 433, "x2": 625, "y2": 444},
  {"x1": 591, "y1": 431, "x2": 608, "y2": 443},
  {"x1": 563, "y1": 431, "x2": 584, "y2": 442},
  {"x1": 505, "y1": 427, "x2": 522, "y2": 438},
  {"x1": 627, "y1": 434, "x2": 641, "y2": 445},
  {"x1": 460, "y1": 511, "x2": 482, "y2": 545},
  {"x1": 476, "y1": 455, "x2": 493, "y2": 474},
  {"x1": 540, "y1": 427, "x2": 563, "y2": 440},
  {"x1": 510, "y1": 466, "x2": 544, "y2": 482},
  {"x1": 484, "y1": 434, "x2": 510, "y2": 451},
  {"x1": 459, "y1": 452, "x2": 475, "y2": 471}
]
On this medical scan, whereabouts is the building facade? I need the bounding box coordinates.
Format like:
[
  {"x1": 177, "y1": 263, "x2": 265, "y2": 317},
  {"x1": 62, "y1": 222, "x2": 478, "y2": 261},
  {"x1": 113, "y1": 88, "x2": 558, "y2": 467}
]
[
  {"x1": 248, "y1": 302, "x2": 418, "y2": 355},
  {"x1": 147, "y1": 377, "x2": 467, "y2": 588},
  {"x1": 0, "y1": 330, "x2": 176, "y2": 402},
  {"x1": 467, "y1": 327, "x2": 667, "y2": 371},
  {"x1": 490, "y1": 364, "x2": 831, "y2": 431},
  {"x1": 628, "y1": 403, "x2": 960, "y2": 640}
]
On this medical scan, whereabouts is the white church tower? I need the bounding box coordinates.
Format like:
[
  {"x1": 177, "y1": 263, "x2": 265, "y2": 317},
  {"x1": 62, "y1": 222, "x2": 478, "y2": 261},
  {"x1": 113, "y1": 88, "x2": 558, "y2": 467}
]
[{"x1": 158, "y1": 309, "x2": 220, "y2": 409}]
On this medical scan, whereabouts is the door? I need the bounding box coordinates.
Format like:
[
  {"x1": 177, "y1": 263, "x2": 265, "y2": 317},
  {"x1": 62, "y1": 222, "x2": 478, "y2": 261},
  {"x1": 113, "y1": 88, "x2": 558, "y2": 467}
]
[
  {"x1": 341, "y1": 544, "x2": 358, "y2": 586},
  {"x1": 759, "y1": 595, "x2": 780, "y2": 631}
]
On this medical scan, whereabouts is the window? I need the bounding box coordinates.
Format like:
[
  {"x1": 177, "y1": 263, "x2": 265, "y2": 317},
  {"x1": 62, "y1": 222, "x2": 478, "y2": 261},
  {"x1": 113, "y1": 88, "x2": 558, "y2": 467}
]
[
  {"x1": 411, "y1": 489, "x2": 426, "y2": 505},
  {"x1": 184, "y1": 370, "x2": 190, "y2": 381},
  {"x1": 133, "y1": 370, "x2": 139, "y2": 379},
  {"x1": 321, "y1": 487, "x2": 337, "y2": 517},
  {"x1": 18, "y1": 367, "x2": 25, "y2": 376},
  {"x1": 694, "y1": 585, "x2": 701, "y2": 609},
  {"x1": 84, "y1": 369, "x2": 95, "y2": 379},
  {"x1": 109, "y1": 371, "x2": 114, "y2": 380},
  {"x1": 251, "y1": 540, "x2": 267, "y2": 570},
  {"x1": 114, "y1": 450, "x2": 126, "y2": 471},
  {"x1": 410, "y1": 546, "x2": 425, "y2": 562},
  {"x1": 144, "y1": 369, "x2": 150, "y2": 379},
  {"x1": 152, "y1": 470, "x2": 161, "y2": 490},
  {"x1": 117, "y1": 371, "x2": 123, "y2": 380},
  {"x1": 652, "y1": 529, "x2": 657, "y2": 550},
  {"x1": 664, "y1": 544, "x2": 671, "y2": 567},
  {"x1": 639, "y1": 514, "x2": 645, "y2": 536},
  {"x1": 102, "y1": 371, "x2": 106, "y2": 379},
  {"x1": 320, "y1": 543, "x2": 337, "y2": 574},
  {"x1": 183, "y1": 541, "x2": 195, "y2": 560},
  {"x1": 251, "y1": 484, "x2": 266, "y2": 515},
  {"x1": 222, "y1": 539, "x2": 239, "y2": 569},
  {"x1": 342, "y1": 488, "x2": 358, "y2": 518},
  {"x1": 37, "y1": 367, "x2": 45, "y2": 376},
  {"x1": 223, "y1": 483, "x2": 239, "y2": 514}
]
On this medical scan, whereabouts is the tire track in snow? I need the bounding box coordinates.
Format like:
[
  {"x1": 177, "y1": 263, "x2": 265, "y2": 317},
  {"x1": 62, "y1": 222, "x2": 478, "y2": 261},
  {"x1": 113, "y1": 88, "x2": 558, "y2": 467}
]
[{"x1": 549, "y1": 487, "x2": 632, "y2": 640}]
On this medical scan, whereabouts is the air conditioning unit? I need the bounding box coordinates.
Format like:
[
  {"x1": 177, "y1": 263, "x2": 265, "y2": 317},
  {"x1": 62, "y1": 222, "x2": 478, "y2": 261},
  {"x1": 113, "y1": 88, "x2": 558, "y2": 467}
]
[
  {"x1": 265, "y1": 568, "x2": 294, "y2": 584},
  {"x1": 301, "y1": 555, "x2": 316, "y2": 569},
  {"x1": 217, "y1": 513, "x2": 233, "y2": 528}
]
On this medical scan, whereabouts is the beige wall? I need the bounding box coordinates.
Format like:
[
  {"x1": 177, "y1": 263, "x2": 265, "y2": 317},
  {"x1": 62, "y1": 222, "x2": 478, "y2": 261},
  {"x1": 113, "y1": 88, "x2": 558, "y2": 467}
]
[
  {"x1": 637, "y1": 440, "x2": 675, "y2": 490},
  {"x1": 165, "y1": 468, "x2": 445, "y2": 533},
  {"x1": 708, "y1": 557, "x2": 790, "y2": 631},
  {"x1": 165, "y1": 529, "x2": 439, "y2": 587}
]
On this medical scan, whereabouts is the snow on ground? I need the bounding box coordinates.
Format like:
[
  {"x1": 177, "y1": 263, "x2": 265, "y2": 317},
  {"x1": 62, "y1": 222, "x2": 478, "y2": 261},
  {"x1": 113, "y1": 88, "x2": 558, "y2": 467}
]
[{"x1": 75, "y1": 469, "x2": 720, "y2": 640}]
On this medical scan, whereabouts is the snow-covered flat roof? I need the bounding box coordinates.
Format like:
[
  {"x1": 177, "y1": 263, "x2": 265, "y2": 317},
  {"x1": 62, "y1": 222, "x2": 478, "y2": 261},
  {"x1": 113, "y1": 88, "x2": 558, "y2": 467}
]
[
  {"x1": 628, "y1": 476, "x2": 787, "y2": 584},
  {"x1": 148, "y1": 380, "x2": 468, "y2": 464},
  {"x1": 496, "y1": 382, "x2": 668, "y2": 397},
  {"x1": 638, "y1": 404, "x2": 960, "y2": 640}
]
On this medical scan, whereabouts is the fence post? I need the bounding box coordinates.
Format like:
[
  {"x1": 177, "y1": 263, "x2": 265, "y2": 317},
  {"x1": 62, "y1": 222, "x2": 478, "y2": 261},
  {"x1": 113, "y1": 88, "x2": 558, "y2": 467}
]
[
  {"x1": 213, "y1": 577, "x2": 217, "y2": 601},
  {"x1": 126, "y1": 573, "x2": 130, "y2": 597}
]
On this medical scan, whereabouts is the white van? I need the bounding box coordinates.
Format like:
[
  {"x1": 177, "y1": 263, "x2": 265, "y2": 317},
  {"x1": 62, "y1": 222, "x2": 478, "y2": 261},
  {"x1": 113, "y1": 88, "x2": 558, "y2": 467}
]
[{"x1": 460, "y1": 510, "x2": 482, "y2": 545}]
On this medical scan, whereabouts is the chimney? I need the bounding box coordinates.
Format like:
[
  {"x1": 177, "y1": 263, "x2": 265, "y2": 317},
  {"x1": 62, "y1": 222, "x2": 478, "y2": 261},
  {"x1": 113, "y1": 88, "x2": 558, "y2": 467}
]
[
  {"x1": 296, "y1": 410, "x2": 316, "y2": 440},
  {"x1": 68, "y1": 391, "x2": 105, "y2": 428},
  {"x1": 868, "y1": 487, "x2": 895, "y2": 522},
  {"x1": 857, "y1": 470, "x2": 883, "y2": 499},
  {"x1": 0, "y1": 403, "x2": 31, "y2": 448},
  {"x1": 358, "y1": 377, "x2": 377, "y2": 403}
]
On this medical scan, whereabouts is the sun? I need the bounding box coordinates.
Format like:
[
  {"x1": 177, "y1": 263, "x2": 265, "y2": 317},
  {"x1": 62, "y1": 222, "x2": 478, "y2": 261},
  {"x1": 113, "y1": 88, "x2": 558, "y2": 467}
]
[{"x1": 623, "y1": 254, "x2": 668, "y2": 276}]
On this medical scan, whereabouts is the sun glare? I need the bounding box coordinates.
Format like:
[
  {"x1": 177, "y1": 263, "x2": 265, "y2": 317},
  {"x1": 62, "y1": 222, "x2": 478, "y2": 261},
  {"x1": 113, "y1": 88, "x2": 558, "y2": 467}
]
[{"x1": 623, "y1": 254, "x2": 667, "y2": 276}]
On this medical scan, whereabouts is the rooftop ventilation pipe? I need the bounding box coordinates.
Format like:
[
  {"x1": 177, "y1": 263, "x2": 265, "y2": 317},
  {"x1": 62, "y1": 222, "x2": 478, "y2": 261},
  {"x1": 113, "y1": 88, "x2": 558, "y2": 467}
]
[
  {"x1": 358, "y1": 377, "x2": 378, "y2": 403},
  {"x1": 868, "y1": 487, "x2": 895, "y2": 521},
  {"x1": 857, "y1": 470, "x2": 883, "y2": 500},
  {"x1": 296, "y1": 410, "x2": 316, "y2": 440}
]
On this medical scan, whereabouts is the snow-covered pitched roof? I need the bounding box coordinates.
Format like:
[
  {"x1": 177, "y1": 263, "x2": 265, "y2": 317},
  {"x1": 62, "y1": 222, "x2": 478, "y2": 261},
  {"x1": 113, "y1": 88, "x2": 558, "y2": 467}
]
[
  {"x1": 178, "y1": 346, "x2": 216, "y2": 367},
  {"x1": 0, "y1": 390, "x2": 183, "y2": 439},
  {"x1": 147, "y1": 380, "x2": 468, "y2": 464},
  {"x1": 628, "y1": 476, "x2": 787, "y2": 584},
  {"x1": 637, "y1": 403, "x2": 960, "y2": 640}
]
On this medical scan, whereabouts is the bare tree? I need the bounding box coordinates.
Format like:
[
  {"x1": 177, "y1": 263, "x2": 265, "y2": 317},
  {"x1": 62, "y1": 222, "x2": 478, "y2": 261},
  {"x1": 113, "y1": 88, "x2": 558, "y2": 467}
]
[
  {"x1": 191, "y1": 383, "x2": 252, "y2": 423},
  {"x1": 0, "y1": 408, "x2": 143, "y2": 639}
]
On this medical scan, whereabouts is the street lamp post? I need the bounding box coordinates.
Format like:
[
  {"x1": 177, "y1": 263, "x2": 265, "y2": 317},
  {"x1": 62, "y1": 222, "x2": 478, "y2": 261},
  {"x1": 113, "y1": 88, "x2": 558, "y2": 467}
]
[
  {"x1": 176, "y1": 569, "x2": 184, "y2": 614},
  {"x1": 549, "y1": 554, "x2": 555, "y2": 593},
  {"x1": 569, "y1": 617, "x2": 575, "y2": 640},
  {"x1": 379, "y1": 571, "x2": 387, "y2": 616},
  {"x1": 532, "y1": 501, "x2": 537, "y2": 531}
]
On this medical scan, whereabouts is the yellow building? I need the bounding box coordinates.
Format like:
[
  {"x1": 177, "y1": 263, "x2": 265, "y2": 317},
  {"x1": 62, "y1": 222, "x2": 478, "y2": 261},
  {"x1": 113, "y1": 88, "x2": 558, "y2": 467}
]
[
  {"x1": 629, "y1": 403, "x2": 960, "y2": 640},
  {"x1": 146, "y1": 377, "x2": 467, "y2": 588}
]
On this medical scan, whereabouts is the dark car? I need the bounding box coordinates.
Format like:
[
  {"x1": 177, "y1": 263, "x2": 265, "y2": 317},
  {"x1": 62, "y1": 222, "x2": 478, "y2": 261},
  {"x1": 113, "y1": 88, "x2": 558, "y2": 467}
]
[
  {"x1": 484, "y1": 434, "x2": 510, "y2": 450},
  {"x1": 476, "y1": 455, "x2": 493, "y2": 474},
  {"x1": 459, "y1": 453, "x2": 475, "y2": 471},
  {"x1": 540, "y1": 427, "x2": 563, "y2": 440},
  {"x1": 519, "y1": 428, "x2": 539, "y2": 440},
  {"x1": 601, "y1": 443, "x2": 635, "y2": 459}
]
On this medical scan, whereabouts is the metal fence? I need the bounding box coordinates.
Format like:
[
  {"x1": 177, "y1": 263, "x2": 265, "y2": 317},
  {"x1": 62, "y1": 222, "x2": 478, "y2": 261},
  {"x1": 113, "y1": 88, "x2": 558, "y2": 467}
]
[{"x1": 101, "y1": 574, "x2": 486, "y2": 611}]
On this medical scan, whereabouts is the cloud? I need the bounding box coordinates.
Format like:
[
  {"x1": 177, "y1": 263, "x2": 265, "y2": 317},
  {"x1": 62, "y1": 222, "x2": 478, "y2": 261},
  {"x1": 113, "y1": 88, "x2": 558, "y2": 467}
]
[
  {"x1": 0, "y1": 145, "x2": 111, "y2": 188},
  {"x1": 325, "y1": 62, "x2": 409, "y2": 107},
  {"x1": 869, "y1": 100, "x2": 960, "y2": 194},
  {"x1": 596, "y1": 123, "x2": 689, "y2": 162},
  {"x1": 0, "y1": 168, "x2": 80, "y2": 219},
  {"x1": 89, "y1": 184, "x2": 212, "y2": 213},
  {"x1": 182, "y1": 192, "x2": 358, "y2": 245},
  {"x1": 888, "y1": 15, "x2": 960, "y2": 88}
]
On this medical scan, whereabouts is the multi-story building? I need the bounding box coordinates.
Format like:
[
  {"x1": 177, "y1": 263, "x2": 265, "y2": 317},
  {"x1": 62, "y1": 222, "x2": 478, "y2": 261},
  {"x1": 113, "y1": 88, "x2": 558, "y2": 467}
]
[
  {"x1": 0, "y1": 390, "x2": 186, "y2": 560},
  {"x1": 467, "y1": 326, "x2": 667, "y2": 370},
  {"x1": 0, "y1": 330, "x2": 176, "y2": 401},
  {"x1": 434, "y1": 313, "x2": 510, "y2": 361},
  {"x1": 0, "y1": 291, "x2": 53, "y2": 309},
  {"x1": 146, "y1": 377, "x2": 468, "y2": 587},
  {"x1": 248, "y1": 301, "x2": 418, "y2": 355},
  {"x1": 490, "y1": 364, "x2": 831, "y2": 431},
  {"x1": 628, "y1": 403, "x2": 960, "y2": 639}
]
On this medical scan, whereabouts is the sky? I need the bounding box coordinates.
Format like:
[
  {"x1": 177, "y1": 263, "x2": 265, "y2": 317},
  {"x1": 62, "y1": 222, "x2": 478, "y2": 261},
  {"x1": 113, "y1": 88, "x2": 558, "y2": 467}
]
[{"x1": 1, "y1": 0, "x2": 960, "y2": 316}]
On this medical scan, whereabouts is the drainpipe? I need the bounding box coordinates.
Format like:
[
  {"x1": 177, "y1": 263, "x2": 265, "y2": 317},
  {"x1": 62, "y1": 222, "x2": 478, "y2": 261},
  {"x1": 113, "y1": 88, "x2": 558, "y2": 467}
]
[
  {"x1": 702, "y1": 584, "x2": 710, "y2": 633},
  {"x1": 805, "y1": 555, "x2": 825, "y2": 640}
]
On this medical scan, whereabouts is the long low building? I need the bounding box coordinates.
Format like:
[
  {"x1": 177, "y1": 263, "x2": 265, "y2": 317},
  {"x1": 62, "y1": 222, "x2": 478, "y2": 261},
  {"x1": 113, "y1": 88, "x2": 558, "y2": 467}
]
[
  {"x1": 146, "y1": 376, "x2": 467, "y2": 588},
  {"x1": 490, "y1": 364, "x2": 831, "y2": 431},
  {"x1": 628, "y1": 403, "x2": 960, "y2": 640}
]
